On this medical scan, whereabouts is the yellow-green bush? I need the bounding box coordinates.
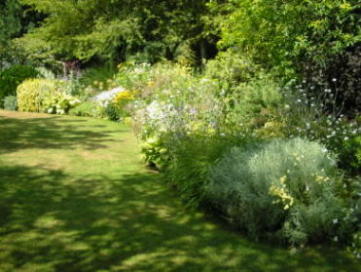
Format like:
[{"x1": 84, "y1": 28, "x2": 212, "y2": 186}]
[
  {"x1": 17, "y1": 79, "x2": 61, "y2": 112},
  {"x1": 17, "y1": 79, "x2": 79, "y2": 114}
]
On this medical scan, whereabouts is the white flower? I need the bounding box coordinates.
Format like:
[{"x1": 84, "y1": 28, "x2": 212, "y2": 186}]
[
  {"x1": 333, "y1": 236, "x2": 338, "y2": 242},
  {"x1": 332, "y1": 78, "x2": 337, "y2": 82},
  {"x1": 344, "y1": 136, "x2": 349, "y2": 141},
  {"x1": 333, "y1": 218, "x2": 338, "y2": 224}
]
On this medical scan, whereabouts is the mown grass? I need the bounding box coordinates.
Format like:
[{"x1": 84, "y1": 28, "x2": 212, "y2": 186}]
[{"x1": 0, "y1": 110, "x2": 359, "y2": 272}]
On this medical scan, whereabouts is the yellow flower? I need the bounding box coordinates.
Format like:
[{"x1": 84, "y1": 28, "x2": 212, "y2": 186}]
[
  {"x1": 269, "y1": 184, "x2": 294, "y2": 210},
  {"x1": 114, "y1": 90, "x2": 134, "y2": 105}
]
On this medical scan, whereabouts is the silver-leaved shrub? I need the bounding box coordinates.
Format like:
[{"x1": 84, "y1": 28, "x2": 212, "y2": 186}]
[{"x1": 207, "y1": 138, "x2": 349, "y2": 245}]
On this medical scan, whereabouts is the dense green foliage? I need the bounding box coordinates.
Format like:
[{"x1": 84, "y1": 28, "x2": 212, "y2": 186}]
[
  {"x1": 0, "y1": 65, "x2": 38, "y2": 106},
  {"x1": 0, "y1": 0, "x2": 22, "y2": 68},
  {"x1": 0, "y1": 0, "x2": 44, "y2": 68},
  {"x1": 218, "y1": 0, "x2": 361, "y2": 115},
  {"x1": 17, "y1": 0, "x2": 220, "y2": 64}
]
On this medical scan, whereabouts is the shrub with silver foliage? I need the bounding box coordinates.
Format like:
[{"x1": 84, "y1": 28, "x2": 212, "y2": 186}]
[{"x1": 207, "y1": 138, "x2": 347, "y2": 244}]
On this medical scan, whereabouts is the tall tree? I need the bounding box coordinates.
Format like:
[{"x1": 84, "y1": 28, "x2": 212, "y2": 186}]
[{"x1": 16, "y1": 0, "x2": 221, "y2": 65}]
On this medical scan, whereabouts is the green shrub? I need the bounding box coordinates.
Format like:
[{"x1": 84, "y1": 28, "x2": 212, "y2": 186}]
[
  {"x1": 205, "y1": 49, "x2": 260, "y2": 91},
  {"x1": 141, "y1": 135, "x2": 172, "y2": 170},
  {"x1": 104, "y1": 102, "x2": 121, "y2": 121},
  {"x1": 165, "y1": 134, "x2": 242, "y2": 207},
  {"x1": 68, "y1": 101, "x2": 102, "y2": 118},
  {"x1": 3, "y1": 95, "x2": 17, "y2": 111},
  {"x1": 0, "y1": 65, "x2": 39, "y2": 106},
  {"x1": 207, "y1": 138, "x2": 347, "y2": 244},
  {"x1": 339, "y1": 136, "x2": 361, "y2": 175},
  {"x1": 17, "y1": 79, "x2": 79, "y2": 114}
]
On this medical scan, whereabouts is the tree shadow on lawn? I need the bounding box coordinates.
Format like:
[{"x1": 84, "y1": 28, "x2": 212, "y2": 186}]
[
  {"x1": 0, "y1": 116, "x2": 125, "y2": 155},
  {"x1": 0, "y1": 165, "x2": 358, "y2": 272}
]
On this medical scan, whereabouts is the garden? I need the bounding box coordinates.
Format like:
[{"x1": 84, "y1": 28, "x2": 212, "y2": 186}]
[{"x1": 0, "y1": 0, "x2": 361, "y2": 270}]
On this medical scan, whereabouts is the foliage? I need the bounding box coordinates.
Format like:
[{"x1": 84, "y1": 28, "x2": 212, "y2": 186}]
[
  {"x1": 219, "y1": 0, "x2": 361, "y2": 73},
  {"x1": 205, "y1": 49, "x2": 260, "y2": 91},
  {"x1": 17, "y1": 78, "x2": 79, "y2": 113},
  {"x1": 115, "y1": 61, "x2": 360, "y2": 252},
  {"x1": 339, "y1": 136, "x2": 361, "y2": 175},
  {"x1": 207, "y1": 138, "x2": 348, "y2": 245},
  {"x1": 3, "y1": 96, "x2": 17, "y2": 111},
  {"x1": 103, "y1": 103, "x2": 121, "y2": 121},
  {"x1": 17, "y1": 0, "x2": 219, "y2": 64},
  {"x1": 0, "y1": 65, "x2": 39, "y2": 106},
  {"x1": 104, "y1": 90, "x2": 134, "y2": 121},
  {"x1": 0, "y1": 0, "x2": 44, "y2": 68},
  {"x1": 35, "y1": 67, "x2": 55, "y2": 79},
  {"x1": 218, "y1": 0, "x2": 361, "y2": 115},
  {"x1": 0, "y1": 0, "x2": 22, "y2": 69},
  {"x1": 80, "y1": 65, "x2": 118, "y2": 92},
  {"x1": 282, "y1": 81, "x2": 361, "y2": 174},
  {"x1": 68, "y1": 101, "x2": 103, "y2": 118}
]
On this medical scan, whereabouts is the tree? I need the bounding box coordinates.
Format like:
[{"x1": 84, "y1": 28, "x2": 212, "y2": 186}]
[
  {"x1": 16, "y1": 0, "x2": 221, "y2": 65},
  {"x1": 0, "y1": 0, "x2": 22, "y2": 70},
  {"x1": 218, "y1": 0, "x2": 361, "y2": 115},
  {"x1": 0, "y1": 0, "x2": 44, "y2": 70}
]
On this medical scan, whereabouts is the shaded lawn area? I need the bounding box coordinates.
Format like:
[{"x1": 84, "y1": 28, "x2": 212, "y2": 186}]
[{"x1": 0, "y1": 110, "x2": 359, "y2": 272}]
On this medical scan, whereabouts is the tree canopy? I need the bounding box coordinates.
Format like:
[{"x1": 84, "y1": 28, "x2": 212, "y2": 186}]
[{"x1": 16, "y1": 0, "x2": 221, "y2": 64}]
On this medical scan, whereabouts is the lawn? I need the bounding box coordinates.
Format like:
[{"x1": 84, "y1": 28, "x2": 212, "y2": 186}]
[{"x1": 0, "y1": 110, "x2": 358, "y2": 272}]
